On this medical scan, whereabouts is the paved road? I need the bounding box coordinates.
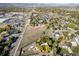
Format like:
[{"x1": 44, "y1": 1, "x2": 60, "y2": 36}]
[{"x1": 13, "y1": 19, "x2": 30, "y2": 56}]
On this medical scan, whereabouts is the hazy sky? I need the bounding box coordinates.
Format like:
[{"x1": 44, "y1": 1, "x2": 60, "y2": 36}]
[{"x1": 0, "y1": 0, "x2": 79, "y2": 3}]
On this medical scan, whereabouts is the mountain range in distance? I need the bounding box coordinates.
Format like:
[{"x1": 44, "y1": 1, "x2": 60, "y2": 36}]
[{"x1": 0, "y1": 3, "x2": 79, "y2": 8}]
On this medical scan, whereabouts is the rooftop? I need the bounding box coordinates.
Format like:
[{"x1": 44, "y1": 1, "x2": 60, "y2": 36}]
[{"x1": 0, "y1": 18, "x2": 9, "y2": 23}]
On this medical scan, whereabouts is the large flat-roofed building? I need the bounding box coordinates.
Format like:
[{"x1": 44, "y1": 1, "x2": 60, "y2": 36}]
[{"x1": 0, "y1": 18, "x2": 9, "y2": 23}]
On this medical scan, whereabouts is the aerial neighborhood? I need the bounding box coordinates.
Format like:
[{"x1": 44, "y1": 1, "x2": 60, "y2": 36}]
[{"x1": 0, "y1": 3, "x2": 79, "y2": 56}]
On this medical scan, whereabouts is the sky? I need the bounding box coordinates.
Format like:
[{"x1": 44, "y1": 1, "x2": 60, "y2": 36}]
[{"x1": 0, "y1": 0, "x2": 79, "y2": 3}]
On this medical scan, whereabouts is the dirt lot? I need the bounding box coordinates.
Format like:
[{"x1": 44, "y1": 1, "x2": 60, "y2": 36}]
[{"x1": 19, "y1": 24, "x2": 47, "y2": 49}]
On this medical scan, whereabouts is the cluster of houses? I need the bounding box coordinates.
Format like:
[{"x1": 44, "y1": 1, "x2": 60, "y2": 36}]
[{"x1": 0, "y1": 12, "x2": 28, "y2": 55}]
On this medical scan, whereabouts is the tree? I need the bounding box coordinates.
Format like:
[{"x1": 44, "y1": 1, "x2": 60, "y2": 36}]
[
  {"x1": 0, "y1": 28, "x2": 5, "y2": 33},
  {"x1": 56, "y1": 46, "x2": 62, "y2": 54},
  {"x1": 4, "y1": 25, "x2": 12, "y2": 31},
  {"x1": 35, "y1": 36, "x2": 54, "y2": 53},
  {"x1": 57, "y1": 35, "x2": 65, "y2": 44},
  {"x1": 0, "y1": 46, "x2": 4, "y2": 54},
  {"x1": 9, "y1": 36, "x2": 17, "y2": 43},
  {"x1": 6, "y1": 39, "x2": 13, "y2": 46},
  {"x1": 0, "y1": 35, "x2": 3, "y2": 42}
]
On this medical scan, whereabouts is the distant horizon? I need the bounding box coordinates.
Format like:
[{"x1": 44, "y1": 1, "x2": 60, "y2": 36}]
[
  {"x1": 1, "y1": 0, "x2": 79, "y2": 3},
  {"x1": 0, "y1": 3, "x2": 79, "y2": 8}
]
